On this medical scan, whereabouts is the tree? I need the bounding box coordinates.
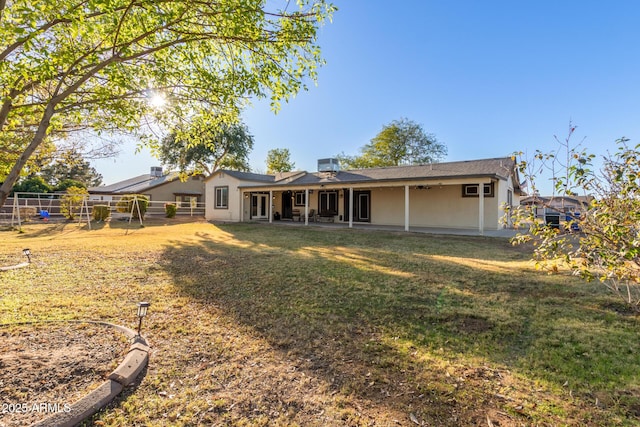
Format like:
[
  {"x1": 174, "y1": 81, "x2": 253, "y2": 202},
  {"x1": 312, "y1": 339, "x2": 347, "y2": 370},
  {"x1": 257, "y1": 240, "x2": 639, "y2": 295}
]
[
  {"x1": 266, "y1": 148, "x2": 295, "y2": 173},
  {"x1": 0, "y1": 0, "x2": 336, "y2": 207},
  {"x1": 39, "y1": 149, "x2": 102, "y2": 188},
  {"x1": 337, "y1": 118, "x2": 447, "y2": 169},
  {"x1": 11, "y1": 176, "x2": 51, "y2": 195},
  {"x1": 506, "y1": 124, "x2": 640, "y2": 312},
  {"x1": 158, "y1": 119, "x2": 254, "y2": 175},
  {"x1": 54, "y1": 179, "x2": 87, "y2": 192}
]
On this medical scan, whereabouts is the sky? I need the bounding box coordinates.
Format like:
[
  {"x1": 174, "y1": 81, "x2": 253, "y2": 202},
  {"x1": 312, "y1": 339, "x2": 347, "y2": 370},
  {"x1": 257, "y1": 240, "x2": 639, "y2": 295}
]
[{"x1": 93, "y1": 1, "x2": 640, "y2": 195}]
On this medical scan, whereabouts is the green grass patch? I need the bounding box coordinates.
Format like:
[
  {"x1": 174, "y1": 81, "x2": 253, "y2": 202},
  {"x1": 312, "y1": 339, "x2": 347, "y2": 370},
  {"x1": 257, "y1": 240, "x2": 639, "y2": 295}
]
[{"x1": 1, "y1": 220, "x2": 639, "y2": 426}]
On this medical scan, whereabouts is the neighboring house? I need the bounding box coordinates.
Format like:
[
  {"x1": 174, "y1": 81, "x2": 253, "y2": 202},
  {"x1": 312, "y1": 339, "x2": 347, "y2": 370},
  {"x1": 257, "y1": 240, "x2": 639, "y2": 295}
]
[
  {"x1": 520, "y1": 195, "x2": 592, "y2": 228},
  {"x1": 204, "y1": 157, "x2": 524, "y2": 233},
  {"x1": 88, "y1": 166, "x2": 205, "y2": 207}
]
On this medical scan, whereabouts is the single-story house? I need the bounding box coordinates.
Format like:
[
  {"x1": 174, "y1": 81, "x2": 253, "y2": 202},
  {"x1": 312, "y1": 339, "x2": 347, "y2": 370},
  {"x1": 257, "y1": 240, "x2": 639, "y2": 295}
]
[
  {"x1": 88, "y1": 166, "x2": 205, "y2": 206},
  {"x1": 520, "y1": 195, "x2": 592, "y2": 228},
  {"x1": 204, "y1": 157, "x2": 524, "y2": 234}
]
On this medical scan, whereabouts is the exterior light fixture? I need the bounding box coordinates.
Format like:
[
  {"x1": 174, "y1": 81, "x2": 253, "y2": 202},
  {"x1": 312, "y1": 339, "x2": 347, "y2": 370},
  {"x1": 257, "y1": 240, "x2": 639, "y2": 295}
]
[
  {"x1": 23, "y1": 248, "x2": 31, "y2": 263},
  {"x1": 136, "y1": 301, "x2": 150, "y2": 336}
]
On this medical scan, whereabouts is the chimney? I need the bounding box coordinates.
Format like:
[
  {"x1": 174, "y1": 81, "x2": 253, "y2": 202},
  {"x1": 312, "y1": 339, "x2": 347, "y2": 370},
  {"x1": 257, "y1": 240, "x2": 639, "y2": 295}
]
[{"x1": 150, "y1": 166, "x2": 163, "y2": 177}]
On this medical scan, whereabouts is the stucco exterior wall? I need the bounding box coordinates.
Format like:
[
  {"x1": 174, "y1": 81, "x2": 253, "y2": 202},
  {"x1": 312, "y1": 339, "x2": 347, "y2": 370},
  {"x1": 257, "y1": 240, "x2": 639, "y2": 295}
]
[
  {"x1": 205, "y1": 173, "x2": 244, "y2": 222},
  {"x1": 146, "y1": 176, "x2": 205, "y2": 202},
  {"x1": 366, "y1": 184, "x2": 502, "y2": 230},
  {"x1": 204, "y1": 174, "x2": 517, "y2": 231},
  {"x1": 496, "y1": 175, "x2": 520, "y2": 229}
]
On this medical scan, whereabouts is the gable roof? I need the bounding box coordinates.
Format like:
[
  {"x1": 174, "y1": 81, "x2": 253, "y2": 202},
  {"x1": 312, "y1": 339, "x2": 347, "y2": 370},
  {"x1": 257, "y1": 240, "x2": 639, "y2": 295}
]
[
  {"x1": 216, "y1": 157, "x2": 520, "y2": 190},
  {"x1": 89, "y1": 172, "x2": 186, "y2": 194},
  {"x1": 208, "y1": 170, "x2": 276, "y2": 183},
  {"x1": 205, "y1": 169, "x2": 307, "y2": 183},
  {"x1": 289, "y1": 157, "x2": 518, "y2": 186}
]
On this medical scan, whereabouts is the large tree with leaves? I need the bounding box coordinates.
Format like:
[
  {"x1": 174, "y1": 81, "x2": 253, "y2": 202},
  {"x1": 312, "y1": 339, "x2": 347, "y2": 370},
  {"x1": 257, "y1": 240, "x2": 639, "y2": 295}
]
[
  {"x1": 158, "y1": 119, "x2": 254, "y2": 175},
  {"x1": 39, "y1": 148, "x2": 103, "y2": 188},
  {"x1": 0, "y1": 0, "x2": 335, "y2": 207},
  {"x1": 337, "y1": 118, "x2": 447, "y2": 169},
  {"x1": 266, "y1": 147, "x2": 295, "y2": 173}
]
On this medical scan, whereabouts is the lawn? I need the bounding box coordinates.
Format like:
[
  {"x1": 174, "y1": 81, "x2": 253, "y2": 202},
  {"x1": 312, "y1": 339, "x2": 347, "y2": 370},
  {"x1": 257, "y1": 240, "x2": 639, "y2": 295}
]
[{"x1": 0, "y1": 219, "x2": 639, "y2": 426}]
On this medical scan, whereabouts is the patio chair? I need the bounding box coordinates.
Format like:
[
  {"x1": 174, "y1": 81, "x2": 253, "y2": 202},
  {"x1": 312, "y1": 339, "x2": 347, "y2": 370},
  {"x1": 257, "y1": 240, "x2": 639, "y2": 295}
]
[{"x1": 308, "y1": 209, "x2": 317, "y2": 222}]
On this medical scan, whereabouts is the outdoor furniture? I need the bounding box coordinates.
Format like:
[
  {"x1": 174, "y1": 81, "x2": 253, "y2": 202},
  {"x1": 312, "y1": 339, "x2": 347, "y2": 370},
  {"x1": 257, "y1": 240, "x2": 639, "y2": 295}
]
[
  {"x1": 292, "y1": 209, "x2": 301, "y2": 222},
  {"x1": 308, "y1": 209, "x2": 317, "y2": 222}
]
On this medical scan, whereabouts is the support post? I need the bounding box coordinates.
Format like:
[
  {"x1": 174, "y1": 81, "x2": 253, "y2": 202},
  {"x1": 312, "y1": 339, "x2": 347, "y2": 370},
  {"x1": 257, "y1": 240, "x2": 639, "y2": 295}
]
[
  {"x1": 241, "y1": 191, "x2": 245, "y2": 222},
  {"x1": 304, "y1": 189, "x2": 309, "y2": 225},
  {"x1": 348, "y1": 187, "x2": 353, "y2": 228},
  {"x1": 269, "y1": 190, "x2": 273, "y2": 223},
  {"x1": 478, "y1": 183, "x2": 485, "y2": 235},
  {"x1": 404, "y1": 185, "x2": 410, "y2": 232}
]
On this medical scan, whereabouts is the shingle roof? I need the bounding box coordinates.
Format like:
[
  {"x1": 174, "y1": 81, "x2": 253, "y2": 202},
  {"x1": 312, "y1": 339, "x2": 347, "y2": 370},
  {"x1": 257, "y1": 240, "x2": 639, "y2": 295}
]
[
  {"x1": 293, "y1": 157, "x2": 516, "y2": 185},
  {"x1": 231, "y1": 157, "x2": 518, "y2": 188},
  {"x1": 88, "y1": 174, "x2": 154, "y2": 194},
  {"x1": 89, "y1": 172, "x2": 183, "y2": 194},
  {"x1": 219, "y1": 170, "x2": 277, "y2": 183}
]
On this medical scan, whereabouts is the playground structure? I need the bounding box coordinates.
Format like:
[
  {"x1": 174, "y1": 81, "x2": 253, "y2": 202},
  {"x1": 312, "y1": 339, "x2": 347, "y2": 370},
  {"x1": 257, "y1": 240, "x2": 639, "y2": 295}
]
[{"x1": 1, "y1": 192, "x2": 205, "y2": 228}]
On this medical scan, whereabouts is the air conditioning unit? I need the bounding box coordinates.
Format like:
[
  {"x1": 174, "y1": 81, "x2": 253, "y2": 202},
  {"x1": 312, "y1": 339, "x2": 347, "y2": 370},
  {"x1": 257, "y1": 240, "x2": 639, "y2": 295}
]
[{"x1": 317, "y1": 158, "x2": 340, "y2": 173}]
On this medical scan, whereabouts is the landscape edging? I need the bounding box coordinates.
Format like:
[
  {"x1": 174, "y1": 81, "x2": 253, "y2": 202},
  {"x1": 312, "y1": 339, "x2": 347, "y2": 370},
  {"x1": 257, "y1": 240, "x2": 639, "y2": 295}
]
[
  {"x1": 0, "y1": 261, "x2": 29, "y2": 271},
  {"x1": 28, "y1": 321, "x2": 150, "y2": 427}
]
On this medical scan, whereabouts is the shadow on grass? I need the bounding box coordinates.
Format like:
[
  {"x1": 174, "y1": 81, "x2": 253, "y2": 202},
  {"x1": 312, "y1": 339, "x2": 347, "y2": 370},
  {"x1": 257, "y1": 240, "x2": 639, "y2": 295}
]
[{"x1": 159, "y1": 223, "x2": 640, "y2": 424}]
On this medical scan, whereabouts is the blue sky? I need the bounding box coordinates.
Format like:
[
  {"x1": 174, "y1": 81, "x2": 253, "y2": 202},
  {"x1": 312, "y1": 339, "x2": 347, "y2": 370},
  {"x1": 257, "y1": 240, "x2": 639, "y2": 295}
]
[{"x1": 93, "y1": 1, "x2": 640, "y2": 194}]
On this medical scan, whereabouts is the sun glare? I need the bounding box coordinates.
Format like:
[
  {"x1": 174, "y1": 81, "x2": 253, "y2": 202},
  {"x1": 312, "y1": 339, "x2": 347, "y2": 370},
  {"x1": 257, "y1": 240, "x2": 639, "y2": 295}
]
[{"x1": 148, "y1": 92, "x2": 167, "y2": 109}]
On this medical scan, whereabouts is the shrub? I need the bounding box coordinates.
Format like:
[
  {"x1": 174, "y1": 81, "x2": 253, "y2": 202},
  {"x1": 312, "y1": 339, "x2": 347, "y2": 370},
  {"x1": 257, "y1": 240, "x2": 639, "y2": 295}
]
[
  {"x1": 165, "y1": 203, "x2": 177, "y2": 218},
  {"x1": 17, "y1": 207, "x2": 37, "y2": 221},
  {"x1": 92, "y1": 205, "x2": 110, "y2": 222},
  {"x1": 60, "y1": 186, "x2": 88, "y2": 220},
  {"x1": 507, "y1": 125, "x2": 640, "y2": 312},
  {"x1": 116, "y1": 195, "x2": 149, "y2": 219}
]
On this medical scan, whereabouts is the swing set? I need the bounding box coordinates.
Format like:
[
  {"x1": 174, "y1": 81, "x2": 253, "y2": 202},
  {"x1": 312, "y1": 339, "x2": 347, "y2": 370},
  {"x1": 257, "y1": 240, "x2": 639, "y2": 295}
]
[{"x1": 10, "y1": 192, "x2": 150, "y2": 230}]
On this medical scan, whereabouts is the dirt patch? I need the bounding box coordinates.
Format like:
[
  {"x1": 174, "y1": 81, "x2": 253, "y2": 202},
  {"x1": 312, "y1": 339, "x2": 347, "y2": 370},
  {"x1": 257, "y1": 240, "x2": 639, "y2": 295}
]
[
  {"x1": 0, "y1": 322, "x2": 130, "y2": 427},
  {"x1": 445, "y1": 314, "x2": 493, "y2": 334}
]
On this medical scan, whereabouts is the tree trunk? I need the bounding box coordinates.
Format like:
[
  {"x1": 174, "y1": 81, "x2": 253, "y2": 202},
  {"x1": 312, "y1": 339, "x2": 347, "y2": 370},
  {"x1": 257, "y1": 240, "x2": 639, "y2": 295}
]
[{"x1": 0, "y1": 105, "x2": 55, "y2": 207}]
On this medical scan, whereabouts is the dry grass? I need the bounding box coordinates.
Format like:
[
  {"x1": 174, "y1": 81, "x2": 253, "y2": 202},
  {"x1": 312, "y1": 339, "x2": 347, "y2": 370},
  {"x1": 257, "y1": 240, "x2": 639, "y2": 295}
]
[{"x1": 0, "y1": 219, "x2": 639, "y2": 426}]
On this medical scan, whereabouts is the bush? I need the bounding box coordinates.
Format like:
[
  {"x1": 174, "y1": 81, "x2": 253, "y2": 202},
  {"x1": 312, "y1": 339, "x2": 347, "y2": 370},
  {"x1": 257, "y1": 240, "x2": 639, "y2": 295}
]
[
  {"x1": 507, "y1": 126, "x2": 640, "y2": 312},
  {"x1": 115, "y1": 195, "x2": 149, "y2": 219},
  {"x1": 17, "y1": 207, "x2": 37, "y2": 221},
  {"x1": 164, "y1": 203, "x2": 177, "y2": 218},
  {"x1": 92, "y1": 205, "x2": 110, "y2": 221}
]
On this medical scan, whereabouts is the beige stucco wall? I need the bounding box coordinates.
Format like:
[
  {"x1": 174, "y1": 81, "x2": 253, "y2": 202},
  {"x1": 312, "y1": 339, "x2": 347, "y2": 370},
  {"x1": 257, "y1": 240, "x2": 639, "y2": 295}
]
[
  {"x1": 147, "y1": 176, "x2": 205, "y2": 202},
  {"x1": 365, "y1": 184, "x2": 501, "y2": 229},
  {"x1": 205, "y1": 175, "x2": 518, "y2": 230},
  {"x1": 204, "y1": 173, "x2": 245, "y2": 222},
  {"x1": 496, "y1": 175, "x2": 520, "y2": 229}
]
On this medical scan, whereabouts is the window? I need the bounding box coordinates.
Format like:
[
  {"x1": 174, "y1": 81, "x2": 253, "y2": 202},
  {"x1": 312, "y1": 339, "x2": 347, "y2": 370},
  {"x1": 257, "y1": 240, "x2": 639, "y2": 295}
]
[
  {"x1": 319, "y1": 191, "x2": 338, "y2": 215},
  {"x1": 294, "y1": 191, "x2": 306, "y2": 206},
  {"x1": 462, "y1": 183, "x2": 494, "y2": 197},
  {"x1": 215, "y1": 186, "x2": 228, "y2": 209}
]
